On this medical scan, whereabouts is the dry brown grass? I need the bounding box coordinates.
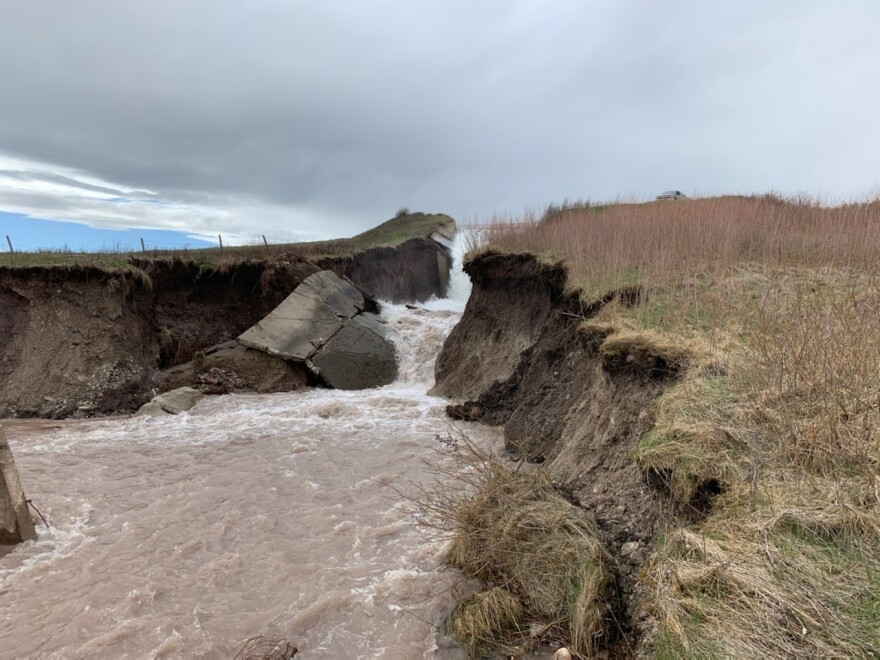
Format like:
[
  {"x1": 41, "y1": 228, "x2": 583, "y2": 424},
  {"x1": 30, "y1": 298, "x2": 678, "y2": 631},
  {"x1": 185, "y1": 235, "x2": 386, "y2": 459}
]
[
  {"x1": 416, "y1": 435, "x2": 612, "y2": 657},
  {"x1": 448, "y1": 587, "x2": 524, "y2": 657},
  {"x1": 481, "y1": 195, "x2": 880, "y2": 296},
  {"x1": 629, "y1": 273, "x2": 880, "y2": 656},
  {"x1": 598, "y1": 328, "x2": 692, "y2": 375},
  {"x1": 480, "y1": 195, "x2": 880, "y2": 657},
  {"x1": 645, "y1": 494, "x2": 880, "y2": 658}
]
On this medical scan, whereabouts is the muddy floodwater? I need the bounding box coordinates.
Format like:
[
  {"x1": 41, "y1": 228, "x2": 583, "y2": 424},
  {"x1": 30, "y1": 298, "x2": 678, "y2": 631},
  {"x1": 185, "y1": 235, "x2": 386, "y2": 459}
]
[{"x1": 0, "y1": 284, "x2": 499, "y2": 657}]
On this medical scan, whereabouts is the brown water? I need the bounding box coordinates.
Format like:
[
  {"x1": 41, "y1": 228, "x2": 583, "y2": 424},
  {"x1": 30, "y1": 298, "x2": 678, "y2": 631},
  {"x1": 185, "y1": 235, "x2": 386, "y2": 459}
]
[{"x1": 0, "y1": 297, "x2": 500, "y2": 658}]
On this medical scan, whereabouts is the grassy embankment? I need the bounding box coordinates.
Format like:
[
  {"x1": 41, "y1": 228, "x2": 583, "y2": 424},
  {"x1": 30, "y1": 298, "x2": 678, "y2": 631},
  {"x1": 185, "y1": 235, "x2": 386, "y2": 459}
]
[
  {"x1": 454, "y1": 195, "x2": 880, "y2": 656},
  {"x1": 0, "y1": 211, "x2": 453, "y2": 271}
]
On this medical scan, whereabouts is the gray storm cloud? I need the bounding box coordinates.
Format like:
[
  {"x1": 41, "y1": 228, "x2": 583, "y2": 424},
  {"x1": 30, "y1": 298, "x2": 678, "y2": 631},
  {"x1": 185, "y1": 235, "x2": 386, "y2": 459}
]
[{"x1": 0, "y1": 0, "x2": 878, "y2": 239}]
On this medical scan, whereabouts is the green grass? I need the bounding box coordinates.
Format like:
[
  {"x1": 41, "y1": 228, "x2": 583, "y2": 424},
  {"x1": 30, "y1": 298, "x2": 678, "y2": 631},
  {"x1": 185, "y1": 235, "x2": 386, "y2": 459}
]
[
  {"x1": 575, "y1": 265, "x2": 643, "y2": 300},
  {"x1": 250, "y1": 211, "x2": 454, "y2": 260},
  {"x1": 0, "y1": 251, "x2": 133, "y2": 269}
]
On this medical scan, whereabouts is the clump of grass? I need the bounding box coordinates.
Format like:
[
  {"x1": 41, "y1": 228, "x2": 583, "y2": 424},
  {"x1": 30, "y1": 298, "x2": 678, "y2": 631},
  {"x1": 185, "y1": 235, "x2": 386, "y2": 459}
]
[
  {"x1": 449, "y1": 587, "x2": 524, "y2": 657},
  {"x1": 120, "y1": 264, "x2": 153, "y2": 291},
  {"x1": 541, "y1": 198, "x2": 593, "y2": 223},
  {"x1": 576, "y1": 319, "x2": 618, "y2": 344},
  {"x1": 636, "y1": 423, "x2": 745, "y2": 507},
  {"x1": 419, "y1": 436, "x2": 612, "y2": 656}
]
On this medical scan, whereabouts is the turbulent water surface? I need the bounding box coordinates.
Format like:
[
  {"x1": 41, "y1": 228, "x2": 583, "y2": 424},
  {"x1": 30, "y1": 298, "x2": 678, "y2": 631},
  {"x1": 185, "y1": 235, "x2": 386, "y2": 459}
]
[{"x1": 0, "y1": 250, "x2": 498, "y2": 658}]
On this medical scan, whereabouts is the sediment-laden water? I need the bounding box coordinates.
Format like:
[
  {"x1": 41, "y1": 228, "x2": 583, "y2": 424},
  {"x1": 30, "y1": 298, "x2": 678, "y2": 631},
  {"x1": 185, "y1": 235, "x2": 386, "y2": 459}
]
[{"x1": 0, "y1": 248, "x2": 496, "y2": 658}]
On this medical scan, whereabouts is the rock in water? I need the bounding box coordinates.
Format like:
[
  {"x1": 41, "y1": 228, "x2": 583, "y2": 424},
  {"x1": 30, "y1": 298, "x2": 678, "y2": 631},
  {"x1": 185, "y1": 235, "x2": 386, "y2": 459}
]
[
  {"x1": 138, "y1": 386, "x2": 205, "y2": 415},
  {"x1": 0, "y1": 424, "x2": 37, "y2": 544},
  {"x1": 239, "y1": 271, "x2": 397, "y2": 390}
]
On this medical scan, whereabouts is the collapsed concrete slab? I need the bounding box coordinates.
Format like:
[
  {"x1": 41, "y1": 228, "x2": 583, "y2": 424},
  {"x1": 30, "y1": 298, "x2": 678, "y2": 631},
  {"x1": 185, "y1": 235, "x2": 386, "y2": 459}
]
[
  {"x1": 239, "y1": 271, "x2": 397, "y2": 390},
  {"x1": 239, "y1": 270, "x2": 365, "y2": 360},
  {"x1": 0, "y1": 424, "x2": 37, "y2": 545},
  {"x1": 310, "y1": 314, "x2": 398, "y2": 389}
]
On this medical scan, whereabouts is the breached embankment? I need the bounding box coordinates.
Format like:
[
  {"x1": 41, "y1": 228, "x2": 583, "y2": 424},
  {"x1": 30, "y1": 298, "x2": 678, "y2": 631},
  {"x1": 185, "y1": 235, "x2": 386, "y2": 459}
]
[
  {"x1": 0, "y1": 215, "x2": 454, "y2": 419},
  {"x1": 0, "y1": 302, "x2": 501, "y2": 657},
  {"x1": 431, "y1": 250, "x2": 681, "y2": 651}
]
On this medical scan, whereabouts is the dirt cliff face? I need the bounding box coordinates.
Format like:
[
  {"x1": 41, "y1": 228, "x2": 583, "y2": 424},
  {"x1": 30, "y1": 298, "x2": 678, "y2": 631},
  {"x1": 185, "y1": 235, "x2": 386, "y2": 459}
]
[
  {"x1": 434, "y1": 251, "x2": 677, "y2": 650},
  {"x1": 138, "y1": 259, "x2": 320, "y2": 368},
  {"x1": 0, "y1": 259, "x2": 319, "y2": 418},
  {"x1": 0, "y1": 226, "x2": 453, "y2": 419},
  {"x1": 318, "y1": 236, "x2": 452, "y2": 304},
  {"x1": 0, "y1": 266, "x2": 158, "y2": 418},
  {"x1": 430, "y1": 252, "x2": 566, "y2": 399}
]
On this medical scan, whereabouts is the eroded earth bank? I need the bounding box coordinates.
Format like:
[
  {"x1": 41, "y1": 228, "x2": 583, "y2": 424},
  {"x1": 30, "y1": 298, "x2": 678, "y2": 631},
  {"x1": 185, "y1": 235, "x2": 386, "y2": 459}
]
[
  {"x1": 0, "y1": 213, "x2": 454, "y2": 419},
  {"x1": 2, "y1": 230, "x2": 688, "y2": 657},
  {"x1": 432, "y1": 251, "x2": 690, "y2": 656}
]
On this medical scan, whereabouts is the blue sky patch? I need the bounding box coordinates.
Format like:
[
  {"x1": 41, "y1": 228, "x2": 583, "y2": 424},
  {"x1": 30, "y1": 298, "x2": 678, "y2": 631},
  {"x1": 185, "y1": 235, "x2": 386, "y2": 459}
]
[{"x1": 0, "y1": 212, "x2": 214, "y2": 253}]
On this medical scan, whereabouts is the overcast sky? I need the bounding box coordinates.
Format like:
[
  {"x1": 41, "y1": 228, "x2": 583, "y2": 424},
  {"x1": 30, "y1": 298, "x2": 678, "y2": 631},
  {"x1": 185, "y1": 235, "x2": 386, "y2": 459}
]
[{"x1": 1, "y1": 1, "x2": 879, "y2": 245}]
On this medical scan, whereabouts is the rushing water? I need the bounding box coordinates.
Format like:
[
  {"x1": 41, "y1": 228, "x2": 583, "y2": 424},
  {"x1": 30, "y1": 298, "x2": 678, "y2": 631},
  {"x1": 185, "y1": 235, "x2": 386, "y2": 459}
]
[{"x1": 0, "y1": 240, "x2": 497, "y2": 658}]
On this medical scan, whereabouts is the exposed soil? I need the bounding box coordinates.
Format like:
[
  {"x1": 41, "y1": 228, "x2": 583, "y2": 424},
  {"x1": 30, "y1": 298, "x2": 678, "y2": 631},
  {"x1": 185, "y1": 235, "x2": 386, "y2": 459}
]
[
  {"x1": 434, "y1": 252, "x2": 680, "y2": 656},
  {"x1": 430, "y1": 252, "x2": 566, "y2": 400},
  {"x1": 137, "y1": 259, "x2": 321, "y2": 369},
  {"x1": 0, "y1": 266, "x2": 158, "y2": 419},
  {"x1": 0, "y1": 231, "x2": 453, "y2": 419},
  {"x1": 319, "y1": 236, "x2": 452, "y2": 304},
  {"x1": 0, "y1": 259, "x2": 322, "y2": 418},
  {"x1": 155, "y1": 340, "x2": 314, "y2": 394}
]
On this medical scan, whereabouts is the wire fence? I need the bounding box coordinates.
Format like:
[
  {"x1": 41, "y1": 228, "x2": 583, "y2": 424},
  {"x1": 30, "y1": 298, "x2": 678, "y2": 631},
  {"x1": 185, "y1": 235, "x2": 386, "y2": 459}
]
[
  {"x1": 1, "y1": 233, "x2": 279, "y2": 254},
  {"x1": 0, "y1": 231, "x2": 359, "y2": 262},
  {"x1": 0, "y1": 230, "x2": 375, "y2": 268}
]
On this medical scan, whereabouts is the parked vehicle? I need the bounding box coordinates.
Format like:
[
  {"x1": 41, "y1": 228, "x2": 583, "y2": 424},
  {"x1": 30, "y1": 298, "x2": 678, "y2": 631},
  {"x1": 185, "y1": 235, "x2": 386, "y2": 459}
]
[{"x1": 656, "y1": 190, "x2": 687, "y2": 200}]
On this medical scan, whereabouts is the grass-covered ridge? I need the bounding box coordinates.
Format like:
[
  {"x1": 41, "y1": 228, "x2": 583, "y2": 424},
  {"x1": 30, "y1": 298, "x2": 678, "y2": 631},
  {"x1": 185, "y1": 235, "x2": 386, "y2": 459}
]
[
  {"x1": 476, "y1": 194, "x2": 880, "y2": 656},
  {"x1": 0, "y1": 211, "x2": 455, "y2": 271},
  {"x1": 290, "y1": 211, "x2": 455, "y2": 259}
]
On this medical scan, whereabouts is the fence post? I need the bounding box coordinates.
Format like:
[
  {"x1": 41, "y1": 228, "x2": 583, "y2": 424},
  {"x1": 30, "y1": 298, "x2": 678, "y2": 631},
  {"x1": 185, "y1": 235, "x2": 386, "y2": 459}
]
[
  {"x1": 218, "y1": 234, "x2": 224, "y2": 254},
  {"x1": 140, "y1": 238, "x2": 146, "y2": 253},
  {"x1": 5, "y1": 235, "x2": 13, "y2": 253}
]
